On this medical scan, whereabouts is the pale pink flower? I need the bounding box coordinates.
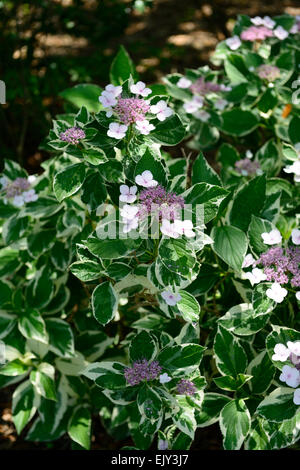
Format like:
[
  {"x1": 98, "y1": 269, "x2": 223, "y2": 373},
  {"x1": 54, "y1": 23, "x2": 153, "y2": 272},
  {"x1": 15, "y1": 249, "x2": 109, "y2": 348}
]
[
  {"x1": 130, "y1": 81, "x2": 152, "y2": 97},
  {"x1": 159, "y1": 373, "x2": 172, "y2": 384},
  {"x1": 266, "y1": 282, "x2": 288, "y2": 303},
  {"x1": 274, "y1": 26, "x2": 289, "y2": 40},
  {"x1": 161, "y1": 290, "x2": 182, "y2": 306},
  {"x1": 150, "y1": 100, "x2": 173, "y2": 121},
  {"x1": 135, "y1": 170, "x2": 158, "y2": 188},
  {"x1": 120, "y1": 204, "x2": 139, "y2": 221},
  {"x1": 272, "y1": 343, "x2": 290, "y2": 362},
  {"x1": 107, "y1": 122, "x2": 128, "y2": 139},
  {"x1": 104, "y1": 84, "x2": 122, "y2": 97},
  {"x1": 293, "y1": 389, "x2": 300, "y2": 405},
  {"x1": 183, "y1": 96, "x2": 203, "y2": 113},
  {"x1": 174, "y1": 219, "x2": 195, "y2": 238},
  {"x1": 291, "y1": 229, "x2": 300, "y2": 245},
  {"x1": 279, "y1": 365, "x2": 300, "y2": 388},
  {"x1": 12, "y1": 195, "x2": 25, "y2": 207},
  {"x1": 160, "y1": 219, "x2": 180, "y2": 238},
  {"x1": 261, "y1": 229, "x2": 282, "y2": 245},
  {"x1": 23, "y1": 189, "x2": 38, "y2": 203},
  {"x1": 177, "y1": 77, "x2": 192, "y2": 88},
  {"x1": 99, "y1": 91, "x2": 117, "y2": 108},
  {"x1": 225, "y1": 36, "x2": 241, "y2": 50},
  {"x1": 135, "y1": 119, "x2": 155, "y2": 135},
  {"x1": 287, "y1": 341, "x2": 300, "y2": 357},
  {"x1": 244, "y1": 268, "x2": 267, "y2": 285},
  {"x1": 122, "y1": 217, "x2": 139, "y2": 233},
  {"x1": 242, "y1": 253, "x2": 256, "y2": 269}
]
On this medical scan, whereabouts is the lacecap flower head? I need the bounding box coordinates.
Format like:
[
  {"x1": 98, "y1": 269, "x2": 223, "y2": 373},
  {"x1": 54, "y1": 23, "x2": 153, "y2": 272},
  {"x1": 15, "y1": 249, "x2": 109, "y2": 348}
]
[{"x1": 98, "y1": 81, "x2": 173, "y2": 140}]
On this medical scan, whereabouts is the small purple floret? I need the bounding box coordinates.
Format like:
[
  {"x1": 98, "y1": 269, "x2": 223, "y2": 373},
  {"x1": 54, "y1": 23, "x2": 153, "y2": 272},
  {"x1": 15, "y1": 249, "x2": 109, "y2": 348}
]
[
  {"x1": 60, "y1": 127, "x2": 86, "y2": 145},
  {"x1": 176, "y1": 379, "x2": 196, "y2": 396},
  {"x1": 124, "y1": 359, "x2": 162, "y2": 386}
]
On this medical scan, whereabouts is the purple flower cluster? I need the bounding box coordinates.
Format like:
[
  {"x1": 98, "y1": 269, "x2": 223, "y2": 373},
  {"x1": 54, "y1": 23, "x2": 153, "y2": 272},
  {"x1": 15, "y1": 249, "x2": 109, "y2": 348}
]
[
  {"x1": 257, "y1": 64, "x2": 280, "y2": 82},
  {"x1": 138, "y1": 185, "x2": 185, "y2": 221},
  {"x1": 176, "y1": 379, "x2": 196, "y2": 396},
  {"x1": 256, "y1": 246, "x2": 300, "y2": 287},
  {"x1": 190, "y1": 77, "x2": 222, "y2": 96},
  {"x1": 114, "y1": 98, "x2": 150, "y2": 125},
  {"x1": 60, "y1": 127, "x2": 86, "y2": 145},
  {"x1": 124, "y1": 359, "x2": 162, "y2": 386},
  {"x1": 235, "y1": 159, "x2": 260, "y2": 176},
  {"x1": 5, "y1": 177, "x2": 30, "y2": 198},
  {"x1": 241, "y1": 26, "x2": 273, "y2": 41}
]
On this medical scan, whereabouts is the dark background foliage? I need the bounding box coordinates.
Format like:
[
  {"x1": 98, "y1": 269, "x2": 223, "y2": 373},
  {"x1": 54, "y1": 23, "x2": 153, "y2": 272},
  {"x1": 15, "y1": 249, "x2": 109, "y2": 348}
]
[{"x1": 1, "y1": 0, "x2": 299, "y2": 172}]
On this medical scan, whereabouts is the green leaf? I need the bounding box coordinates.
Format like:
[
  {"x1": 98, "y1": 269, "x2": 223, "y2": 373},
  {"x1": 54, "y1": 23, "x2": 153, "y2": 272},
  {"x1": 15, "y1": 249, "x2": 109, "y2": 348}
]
[
  {"x1": 2, "y1": 215, "x2": 29, "y2": 245},
  {"x1": 224, "y1": 54, "x2": 248, "y2": 84},
  {"x1": 288, "y1": 116, "x2": 300, "y2": 145},
  {"x1": 129, "y1": 331, "x2": 157, "y2": 363},
  {"x1": 220, "y1": 109, "x2": 258, "y2": 136},
  {"x1": 0, "y1": 247, "x2": 20, "y2": 278},
  {"x1": 27, "y1": 229, "x2": 56, "y2": 258},
  {"x1": 149, "y1": 114, "x2": 185, "y2": 146},
  {"x1": 0, "y1": 311, "x2": 16, "y2": 339},
  {"x1": 157, "y1": 344, "x2": 205, "y2": 372},
  {"x1": 214, "y1": 325, "x2": 247, "y2": 377},
  {"x1": 183, "y1": 183, "x2": 228, "y2": 223},
  {"x1": 12, "y1": 380, "x2": 38, "y2": 434},
  {"x1": 177, "y1": 291, "x2": 200, "y2": 323},
  {"x1": 211, "y1": 225, "x2": 248, "y2": 271},
  {"x1": 53, "y1": 163, "x2": 86, "y2": 202},
  {"x1": 257, "y1": 387, "x2": 298, "y2": 423},
  {"x1": 92, "y1": 282, "x2": 118, "y2": 326},
  {"x1": 18, "y1": 310, "x2": 48, "y2": 344},
  {"x1": 248, "y1": 215, "x2": 274, "y2": 254},
  {"x1": 214, "y1": 373, "x2": 252, "y2": 391},
  {"x1": 135, "y1": 148, "x2": 167, "y2": 186},
  {"x1": 46, "y1": 319, "x2": 75, "y2": 358},
  {"x1": 70, "y1": 260, "x2": 103, "y2": 282},
  {"x1": 51, "y1": 241, "x2": 72, "y2": 271},
  {"x1": 229, "y1": 175, "x2": 266, "y2": 232},
  {"x1": 92, "y1": 362, "x2": 127, "y2": 390},
  {"x1": 247, "y1": 351, "x2": 275, "y2": 395},
  {"x1": 24, "y1": 196, "x2": 61, "y2": 219},
  {"x1": 110, "y1": 46, "x2": 137, "y2": 85},
  {"x1": 0, "y1": 359, "x2": 29, "y2": 376},
  {"x1": 219, "y1": 399, "x2": 251, "y2": 450},
  {"x1": 137, "y1": 385, "x2": 163, "y2": 435},
  {"x1": 86, "y1": 236, "x2": 138, "y2": 260},
  {"x1": 25, "y1": 378, "x2": 69, "y2": 442},
  {"x1": 0, "y1": 280, "x2": 12, "y2": 308},
  {"x1": 196, "y1": 393, "x2": 231, "y2": 427},
  {"x1": 218, "y1": 303, "x2": 269, "y2": 336},
  {"x1": 81, "y1": 172, "x2": 107, "y2": 210},
  {"x1": 25, "y1": 266, "x2": 54, "y2": 310},
  {"x1": 30, "y1": 363, "x2": 56, "y2": 401},
  {"x1": 68, "y1": 405, "x2": 91, "y2": 450},
  {"x1": 158, "y1": 238, "x2": 196, "y2": 278},
  {"x1": 59, "y1": 84, "x2": 102, "y2": 112},
  {"x1": 82, "y1": 148, "x2": 107, "y2": 165},
  {"x1": 266, "y1": 326, "x2": 300, "y2": 370},
  {"x1": 192, "y1": 152, "x2": 222, "y2": 186}
]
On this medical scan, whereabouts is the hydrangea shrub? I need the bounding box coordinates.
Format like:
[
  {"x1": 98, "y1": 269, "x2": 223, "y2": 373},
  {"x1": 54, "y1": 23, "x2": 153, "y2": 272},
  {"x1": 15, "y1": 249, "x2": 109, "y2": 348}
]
[{"x1": 0, "y1": 13, "x2": 300, "y2": 451}]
